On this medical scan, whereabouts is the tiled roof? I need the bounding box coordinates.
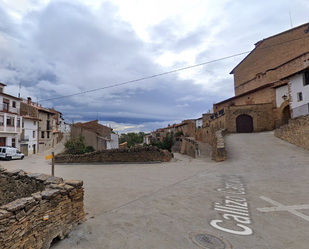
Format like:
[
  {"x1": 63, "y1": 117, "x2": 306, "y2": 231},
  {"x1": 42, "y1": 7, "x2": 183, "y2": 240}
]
[
  {"x1": 97, "y1": 135, "x2": 111, "y2": 141},
  {"x1": 21, "y1": 102, "x2": 55, "y2": 114},
  {"x1": 73, "y1": 120, "x2": 112, "y2": 135},
  {"x1": 22, "y1": 115, "x2": 41, "y2": 121}
]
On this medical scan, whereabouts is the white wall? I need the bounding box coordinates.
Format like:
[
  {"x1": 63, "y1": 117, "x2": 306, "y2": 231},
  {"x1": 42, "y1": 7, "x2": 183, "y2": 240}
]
[
  {"x1": 59, "y1": 121, "x2": 70, "y2": 133},
  {"x1": 275, "y1": 85, "x2": 289, "y2": 108},
  {"x1": 111, "y1": 133, "x2": 119, "y2": 149},
  {"x1": 196, "y1": 118, "x2": 203, "y2": 128},
  {"x1": 4, "y1": 134, "x2": 19, "y2": 149},
  {"x1": 23, "y1": 119, "x2": 38, "y2": 155},
  {"x1": 289, "y1": 73, "x2": 309, "y2": 117}
]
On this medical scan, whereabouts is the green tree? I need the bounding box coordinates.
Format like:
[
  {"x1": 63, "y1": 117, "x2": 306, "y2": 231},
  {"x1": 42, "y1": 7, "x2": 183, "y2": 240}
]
[
  {"x1": 64, "y1": 135, "x2": 88, "y2": 154},
  {"x1": 119, "y1": 132, "x2": 145, "y2": 147},
  {"x1": 151, "y1": 133, "x2": 174, "y2": 152}
]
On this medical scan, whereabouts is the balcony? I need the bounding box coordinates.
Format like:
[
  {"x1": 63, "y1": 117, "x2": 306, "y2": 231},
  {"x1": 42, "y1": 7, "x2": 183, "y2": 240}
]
[
  {"x1": 0, "y1": 105, "x2": 20, "y2": 115},
  {"x1": 19, "y1": 135, "x2": 29, "y2": 142},
  {"x1": 0, "y1": 125, "x2": 21, "y2": 133}
]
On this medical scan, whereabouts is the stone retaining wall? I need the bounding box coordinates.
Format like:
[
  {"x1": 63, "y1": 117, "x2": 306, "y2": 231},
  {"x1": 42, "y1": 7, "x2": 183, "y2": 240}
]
[
  {"x1": 180, "y1": 137, "x2": 198, "y2": 158},
  {"x1": 274, "y1": 115, "x2": 309, "y2": 151},
  {"x1": 212, "y1": 129, "x2": 227, "y2": 162},
  {"x1": 55, "y1": 146, "x2": 172, "y2": 164},
  {"x1": 0, "y1": 167, "x2": 85, "y2": 249}
]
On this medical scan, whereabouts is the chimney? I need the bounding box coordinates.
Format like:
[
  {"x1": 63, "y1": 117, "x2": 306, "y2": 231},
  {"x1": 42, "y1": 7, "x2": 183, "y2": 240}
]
[{"x1": 27, "y1": 97, "x2": 32, "y2": 105}]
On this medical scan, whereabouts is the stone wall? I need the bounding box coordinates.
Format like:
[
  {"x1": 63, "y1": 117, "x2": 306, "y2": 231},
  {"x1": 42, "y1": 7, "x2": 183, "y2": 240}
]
[
  {"x1": 274, "y1": 114, "x2": 309, "y2": 151},
  {"x1": 55, "y1": 146, "x2": 172, "y2": 163},
  {"x1": 212, "y1": 129, "x2": 227, "y2": 162},
  {"x1": 180, "y1": 137, "x2": 198, "y2": 158},
  {"x1": 0, "y1": 167, "x2": 85, "y2": 249}
]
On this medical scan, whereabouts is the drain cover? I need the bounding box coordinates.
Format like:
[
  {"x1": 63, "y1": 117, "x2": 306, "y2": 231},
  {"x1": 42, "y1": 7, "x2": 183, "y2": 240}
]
[
  {"x1": 190, "y1": 231, "x2": 232, "y2": 249},
  {"x1": 195, "y1": 234, "x2": 226, "y2": 249}
]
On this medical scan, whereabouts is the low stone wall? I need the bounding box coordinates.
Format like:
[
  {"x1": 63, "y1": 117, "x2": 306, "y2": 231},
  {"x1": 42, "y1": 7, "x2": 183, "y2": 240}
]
[
  {"x1": 55, "y1": 146, "x2": 172, "y2": 163},
  {"x1": 274, "y1": 115, "x2": 309, "y2": 151},
  {"x1": 0, "y1": 167, "x2": 85, "y2": 249},
  {"x1": 180, "y1": 137, "x2": 198, "y2": 158},
  {"x1": 212, "y1": 129, "x2": 227, "y2": 162}
]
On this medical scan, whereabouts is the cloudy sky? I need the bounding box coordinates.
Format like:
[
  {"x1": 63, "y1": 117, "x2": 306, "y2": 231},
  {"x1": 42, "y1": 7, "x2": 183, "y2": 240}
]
[{"x1": 0, "y1": 0, "x2": 308, "y2": 133}]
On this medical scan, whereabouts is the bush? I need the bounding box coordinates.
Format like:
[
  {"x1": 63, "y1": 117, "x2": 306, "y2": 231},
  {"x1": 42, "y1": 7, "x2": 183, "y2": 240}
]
[
  {"x1": 85, "y1": 145, "x2": 95, "y2": 153},
  {"x1": 64, "y1": 135, "x2": 87, "y2": 155}
]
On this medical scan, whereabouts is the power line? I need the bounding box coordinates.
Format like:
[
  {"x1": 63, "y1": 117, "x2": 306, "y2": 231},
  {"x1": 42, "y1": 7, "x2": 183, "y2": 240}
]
[
  {"x1": 39, "y1": 51, "x2": 250, "y2": 102},
  {"x1": 39, "y1": 33, "x2": 309, "y2": 102}
]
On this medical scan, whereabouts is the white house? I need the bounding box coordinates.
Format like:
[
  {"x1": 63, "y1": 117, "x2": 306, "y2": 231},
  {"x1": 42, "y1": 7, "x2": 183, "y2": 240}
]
[
  {"x1": 59, "y1": 121, "x2": 70, "y2": 133},
  {"x1": 0, "y1": 83, "x2": 23, "y2": 149},
  {"x1": 106, "y1": 133, "x2": 119, "y2": 149},
  {"x1": 20, "y1": 116, "x2": 40, "y2": 156},
  {"x1": 288, "y1": 70, "x2": 309, "y2": 118},
  {"x1": 196, "y1": 117, "x2": 203, "y2": 129}
]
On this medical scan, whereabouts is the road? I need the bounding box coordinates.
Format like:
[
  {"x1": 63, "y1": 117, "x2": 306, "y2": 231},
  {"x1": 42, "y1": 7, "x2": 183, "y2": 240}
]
[{"x1": 2, "y1": 132, "x2": 309, "y2": 249}]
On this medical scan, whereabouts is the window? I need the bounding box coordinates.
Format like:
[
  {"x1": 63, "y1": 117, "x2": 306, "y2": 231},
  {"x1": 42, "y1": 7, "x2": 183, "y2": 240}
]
[
  {"x1": 297, "y1": 92, "x2": 303, "y2": 102},
  {"x1": 6, "y1": 117, "x2": 14, "y2": 126},
  {"x1": 3, "y1": 102, "x2": 9, "y2": 112},
  {"x1": 304, "y1": 71, "x2": 309, "y2": 86},
  {"x1": 41, "y1": 131, "x2": 45, "y2": 138},
  {"x1": 47, "y1": 131, "x2": 50, "y2": 139},
  {"x1": 47, "y1": 114, "x2": 50, "y2": 119},
  {"x1": 33, "y1": 131, "x2": 36, "y2": 138},
  {"x1": 34, "y1": 121, "x2": 36, "y2": 126},
  {"x1": 17, "y1": 118, "x2": 20, "y2": 127},
  {"x1": 12, "y1": 138, "x2": 15, "y2": 148},
  {"x1": 12, "y1": 101, "x2": 16, "y2": 108},
  {"x1": 47, "y1": 120, "x2": 50, "y2": 130}
]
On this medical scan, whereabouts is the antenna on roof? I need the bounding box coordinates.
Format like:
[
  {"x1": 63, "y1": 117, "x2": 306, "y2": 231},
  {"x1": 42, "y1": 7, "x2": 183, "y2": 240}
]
[
  {"x1": 289, "y1": 12, "x2": 293, "y2": 28},
  {"x1": 18, "y1": 82, "x2": 21, "y2": 98}
]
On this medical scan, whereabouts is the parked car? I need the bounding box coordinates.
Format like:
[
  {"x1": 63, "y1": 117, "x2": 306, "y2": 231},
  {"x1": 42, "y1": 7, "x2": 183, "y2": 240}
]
[{"x1": 0, "y1": 147, "x2": 25, "y2": 160}]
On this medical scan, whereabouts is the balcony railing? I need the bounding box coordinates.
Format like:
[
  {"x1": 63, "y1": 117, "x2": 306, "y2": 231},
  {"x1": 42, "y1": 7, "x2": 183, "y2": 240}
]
[
  {"x1": 19, "y1": 135, "x2": 29, "y2": 142},
  {"x1": 0, "y1": 125, "x2": 21, "y2": 133}
]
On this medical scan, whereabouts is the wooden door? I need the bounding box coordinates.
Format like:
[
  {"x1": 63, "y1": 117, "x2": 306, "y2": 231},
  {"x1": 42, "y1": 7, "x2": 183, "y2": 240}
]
[
  {"x1": 0, "y1": 137, "x2": 6, "y2": 146},
  {"x1": 236, "y1": 115, "x2": 253, "y2": 133}
]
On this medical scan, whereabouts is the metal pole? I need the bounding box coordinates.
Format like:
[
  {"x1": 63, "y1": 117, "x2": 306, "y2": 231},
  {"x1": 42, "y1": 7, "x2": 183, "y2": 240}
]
[{"x1": 52, "y1": 152, "x2": 55, "y2": 176}]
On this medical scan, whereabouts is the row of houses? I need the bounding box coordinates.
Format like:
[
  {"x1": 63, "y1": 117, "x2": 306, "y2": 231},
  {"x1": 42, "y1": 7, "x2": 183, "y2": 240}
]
[
  {"x1": 0, "y1": 83, "x2": 69, "y2": 156},
  {"x1": 149, "y1": 22, "x2": 309, "y2": 145}
]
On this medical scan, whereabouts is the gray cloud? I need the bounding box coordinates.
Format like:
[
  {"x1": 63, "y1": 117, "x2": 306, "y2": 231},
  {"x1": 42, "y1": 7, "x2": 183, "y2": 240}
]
[{"x1": 0, "y1": 0, "x2": 308, "y2": 133}]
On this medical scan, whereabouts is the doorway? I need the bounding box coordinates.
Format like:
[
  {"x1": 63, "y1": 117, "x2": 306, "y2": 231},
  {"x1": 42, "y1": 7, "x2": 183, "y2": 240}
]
[{"x1": 236, "y1": 114, "x2": 254, "y2": 133}]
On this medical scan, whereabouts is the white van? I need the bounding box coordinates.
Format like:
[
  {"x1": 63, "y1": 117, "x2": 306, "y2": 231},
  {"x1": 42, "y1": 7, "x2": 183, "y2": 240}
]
[{"x1": 0, "y1": 147, "x2": 25, "y2": 160}]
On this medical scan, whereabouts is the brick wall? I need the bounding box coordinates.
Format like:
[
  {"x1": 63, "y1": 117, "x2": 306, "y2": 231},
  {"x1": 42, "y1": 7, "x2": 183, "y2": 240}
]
[
  {"x1": 0, "y1": 167, "x2": 85, "y2": 249},
  {"x1": 55, "y1": 147, "x2": 172, "y2": 163},
  {"x1": 214, "y1": 86, "x2": 275, "y2": 111},
  {"x1": 232, "y1": 22, "x2": 309, "y2": 90},
  {"x1": 20, "y1": 102, "x2": 39, "y2": 118},
  {"x1": 274, "y1": 114, "x2": 309, "y2": 151}
]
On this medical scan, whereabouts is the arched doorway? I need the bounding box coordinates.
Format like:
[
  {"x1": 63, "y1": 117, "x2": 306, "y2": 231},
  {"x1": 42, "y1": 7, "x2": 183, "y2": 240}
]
[
  {"x1": 282, "y1": 105, "x2": 291, "y2": 125},
  {"x1": 236, "y1": 114, "x2": 253, "y2": 133}
]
